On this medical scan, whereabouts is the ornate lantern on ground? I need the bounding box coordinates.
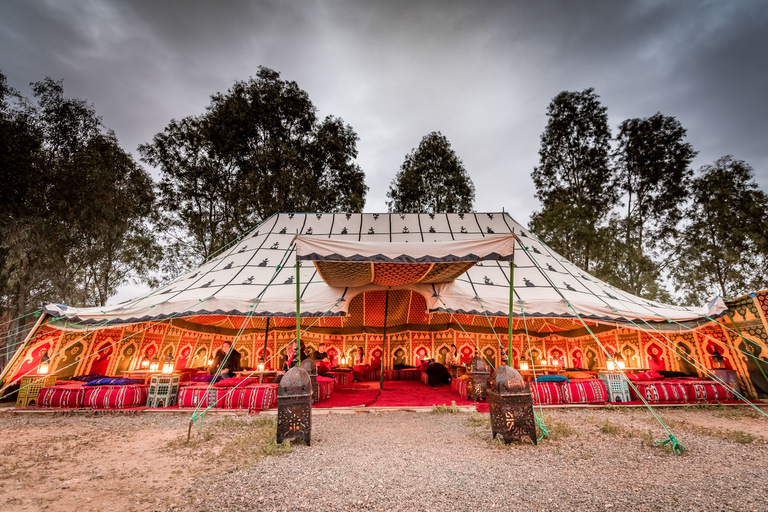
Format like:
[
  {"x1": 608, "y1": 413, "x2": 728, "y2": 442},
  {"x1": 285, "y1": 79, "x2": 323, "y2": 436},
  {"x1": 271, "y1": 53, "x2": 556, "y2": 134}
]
[
  {"x1": 140, "y1": 355, "x2": 150, "y2": 370},
  {"x1": 149, "y1": 356, "x2": 160, "y2": 372},
  {"x1": 519, "y1": 355, "x2": 529, "y2": 371},
  {"x1": 466, "y1": 351, "x2": 491, "y2": 402},
  {"x1": 277, "y1": 365, "x2": 312, "y2": 446},
  {"x1": 711, "y1": 347, "x2": 726, "y2": 370},
  {"x1": 487, "y1": 365, "x2": 537, "y2": 445},
  {"x1": 300, "y1": 357, "x2": 318, "y2": 404}
]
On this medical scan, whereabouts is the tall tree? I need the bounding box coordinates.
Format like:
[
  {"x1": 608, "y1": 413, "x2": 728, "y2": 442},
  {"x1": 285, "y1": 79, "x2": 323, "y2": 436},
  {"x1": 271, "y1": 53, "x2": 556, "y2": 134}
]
[
  {"x1": 0, "y1": 74, "x2": 157, "y2": 319},
  {"x1": 673, "y1": 156, "x2": 768, "y2": 303},
  {"x1": 386, "y1": 131, "x2": 475, "y2": 213},
  {"x1": 140, "y1": 66, "x2": 367, "y2": 267},
  {"x1": 529, "y1": 88, "x2": 616, "y2": 271},
  {"x1": 602, "y1": 113, "x2": 696, "y2": 299}
]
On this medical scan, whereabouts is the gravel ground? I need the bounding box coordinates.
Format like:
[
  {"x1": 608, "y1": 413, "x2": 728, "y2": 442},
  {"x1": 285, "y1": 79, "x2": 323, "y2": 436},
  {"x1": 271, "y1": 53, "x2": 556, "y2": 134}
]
[{"x1": 179, "y1": 407, "x2": 768, "y2": 512}]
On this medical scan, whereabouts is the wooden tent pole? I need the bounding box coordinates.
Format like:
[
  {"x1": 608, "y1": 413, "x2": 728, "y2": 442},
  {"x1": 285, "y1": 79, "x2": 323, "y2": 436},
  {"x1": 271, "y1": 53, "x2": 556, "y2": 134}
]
[
  {"x1": 379, "y1": 289, "x2": 390, "y2": 391},
  {"x1": 296, "y1": 258, "x2": 301, "y2": 364},
  {"x1": 508, "y1": 260, "x2": 514, "y2": 366},
  {"x1": 0, "y1": 312, "x2": 48, "y2": 389},
  {"x1": 261, "y1": 317, "x2": 270, "y2": 364}
]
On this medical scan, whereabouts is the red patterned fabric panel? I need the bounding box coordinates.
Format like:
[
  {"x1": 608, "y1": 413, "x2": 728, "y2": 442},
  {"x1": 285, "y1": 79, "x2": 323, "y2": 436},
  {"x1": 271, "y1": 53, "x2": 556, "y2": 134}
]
[
  {"x1": 530, "y1": 382, "x2": 562, "y2": 404},
  {"x1": 398, "y1": 369, "x2": 420, "y2": 381},
  {"x1": 451, "y1": 379, "x2": 467, "y2": 397},
  {"x1": 316, "y1": 379, "x2": 334, "y2": 401},
  {"x1": 83, "y1": 385, "x2": 148, "y2": 409},
  {"x1": 178, "y1": 384, "x2": 209, "y2": 408},
  {"x1": 37, "y1": 386, "x2": 85, "y2": 408},
  {"x1": 685, "y1": 381, "x2": 735, "y2": 402},
  {"x1": 560, "y1": 379, "x2": 608, "y2": 404},
  {"x1": 633, "y1": 382, "x2": 688, "y2": 403},
  {"x1": 240, "y1": 384, "x2": 278, "y2": 410}
]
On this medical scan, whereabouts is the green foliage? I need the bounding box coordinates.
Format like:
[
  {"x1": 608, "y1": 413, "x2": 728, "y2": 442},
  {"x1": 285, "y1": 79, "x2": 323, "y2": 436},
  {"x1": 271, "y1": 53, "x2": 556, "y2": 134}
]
[
  {"x1": 529, "y1": 88, "x2": 616, "y2": 272},
  {"x1": 140, "y1": 66, "x2": 367, "y2": 268},
  {"x1": 431, "y1": 401, "x2": 460, "y2": 414},
  {"x1": 386, "y1": 132, "x2": 475, "y2": 213},
  {"x1": 673, "y1": 156, "x2": 768, "y2": 302},
  {"x1": 0, "y1": 72, "x2": 158, "y2": 328}
]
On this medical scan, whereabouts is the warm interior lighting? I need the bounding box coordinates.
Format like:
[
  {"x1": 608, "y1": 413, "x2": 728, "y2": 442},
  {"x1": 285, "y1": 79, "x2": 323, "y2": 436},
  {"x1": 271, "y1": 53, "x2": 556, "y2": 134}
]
[
  {"x1": 519, "y1": 356, "x2": 529, "y2": 371},
  {"x1": 149, "y1": 356, "x2": 159, "y2": 372},
  {"x1": 161, "y1": 350, "x2": 174, "y2": 374},
  {"x1": 606, "y1": 359, "x2": 616, "y2": 371},
  {"x1": 38, "y1": 350, "x2": 50, "y2": 375},
  {"x1": 257, "y1": 362, "x2": 266, "y2": 372},
  {"x1": 140, "y1": 355, "x2": 150, "y2": 369},
  {"x1": 711, "y1": 347, "x2": 726, "y2": 370}
]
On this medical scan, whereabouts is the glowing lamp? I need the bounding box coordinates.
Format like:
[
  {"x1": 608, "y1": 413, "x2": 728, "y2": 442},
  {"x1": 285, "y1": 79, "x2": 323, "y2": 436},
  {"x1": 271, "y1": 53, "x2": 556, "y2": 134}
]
[
  {"x1": 161, "y1": 350, "x2": 174, "y2": 374},
  {"x1": 519, "y1": 356, "x2": 529, "y2": 371},
  {"x1": 606, "y1": 357, "x2": 616, "y2": 371},
  {"x1": 149, "y1": 356, "x2": 160, "y2": 372},
  {"x1": 38, "y1": 350, "x2": 50, "y2": 375},
  {"x1": 206, "y1": 357, "x2": 214, "y2": 366},
  {"x1": 711, "y1": 348, "x2": 726, "y2": 370},
  {"x1": 257, "y1": 362, "x2": 266, "y2": 372},
  {"x1": 551, "y1": 358, "x2": 559, "y2": 367},
  {"x1": 140, "y1": 355, "x2": 150, "y2": 369}
]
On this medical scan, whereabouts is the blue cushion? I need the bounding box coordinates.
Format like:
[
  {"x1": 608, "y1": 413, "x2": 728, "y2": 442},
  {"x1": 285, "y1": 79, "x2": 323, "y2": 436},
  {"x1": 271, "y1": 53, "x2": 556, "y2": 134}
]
[
  {"x1": 534, "y1": 375, "x2": 569, "y2": 383},
  {"x1": 84, "y1": 377, "x2": 115, "y2": 386},
  {"x1": 109, "y1": 378, "x2": 142, "y2": 386},
  {"x1": 71, "y1": 374, "x2": 108, "y2": 382}
]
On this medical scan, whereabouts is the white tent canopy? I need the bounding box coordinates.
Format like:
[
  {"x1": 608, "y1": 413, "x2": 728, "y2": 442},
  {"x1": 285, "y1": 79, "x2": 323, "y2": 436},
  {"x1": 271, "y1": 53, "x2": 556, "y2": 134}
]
[{"x1": 42, "y1": 212, "x2": 727, "y2": 328}]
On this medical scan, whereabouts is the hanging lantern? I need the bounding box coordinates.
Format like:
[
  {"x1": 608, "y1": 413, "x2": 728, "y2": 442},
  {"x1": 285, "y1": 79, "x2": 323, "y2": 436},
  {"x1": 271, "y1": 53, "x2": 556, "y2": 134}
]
[
  {"x1": 519, "y1": 355, "x2": 529, "y2": 371},
  {"x1": 257, "y1": 362, "x2": 266, "y2": 372},
  {"x1": 149, "y1": 356, "x2": 160, "y2": 372},
  {"x1": 551, "y1": 357, "x2": 559, "y2": 367},
  {"x1": 711, "y1": 347, "x2": 726, "y2": 370},
  {"x1": 606, "y1": 353, "x2": 616, "y2": 371},
  {"x1": 38, "y1": 350, "x2": 50, "y2": 375},
  {"x1": 161, "y1": 350, "x2": 174, "y2": 374},
  {"x1": 140, "y1": 355, "x2": 150, "y2": 369},
  {"x1": 206, "y1": 356, "x2": 214, "y2": 366},
  {"x1": 615, "y1": 353, "x2": 626, "y2": 370}
]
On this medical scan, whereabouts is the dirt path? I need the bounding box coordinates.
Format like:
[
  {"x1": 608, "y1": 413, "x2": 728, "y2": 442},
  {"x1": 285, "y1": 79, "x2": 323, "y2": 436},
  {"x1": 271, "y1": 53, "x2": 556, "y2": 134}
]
[{"x1": 0, "y1": 405, "x2": 766, "y2": 512}]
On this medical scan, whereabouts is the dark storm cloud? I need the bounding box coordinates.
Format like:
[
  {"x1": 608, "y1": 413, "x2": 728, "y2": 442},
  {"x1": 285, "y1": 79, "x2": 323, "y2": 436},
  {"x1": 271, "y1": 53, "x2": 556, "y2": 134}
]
[{"x1": 2, "y1": 0, "x2": 767, "y2": 226}]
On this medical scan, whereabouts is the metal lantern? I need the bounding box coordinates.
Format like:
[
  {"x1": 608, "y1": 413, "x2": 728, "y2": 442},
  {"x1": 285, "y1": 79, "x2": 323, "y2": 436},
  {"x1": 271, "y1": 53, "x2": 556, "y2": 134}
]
[
  {"x1": 615, "y1": 353, "x2": 626, "y2": 370},
  {"x1": 149, "y1": 356, "x2": 160, "y2": 372},
  {"x1": 38, "y1": 350, "x2": 50, "y2": 375},
  {"x1": 300, "y1": 357, "x2": 318, "y2": 404},
  {"x1": 487, "y1": 365, "x2": 537, "y2": 445},
  {"x1": 711, "y1": 347, "x2": 727, "y2": 370},
  {"x1": 277, "y1": 365, "x2": 312, "y2": 446},
  {"x1": 161, "y1": 349, "x2": 174, "y2": 374},
  {"x1": 519, "y1": 355, "x2": 529, "y2": 371},
  {"x1": 140, "y1": 355, "x2": 150, "y2": 369},
  {"x1": 466, "y1": 351, "x2": 491, "y2": 402}
]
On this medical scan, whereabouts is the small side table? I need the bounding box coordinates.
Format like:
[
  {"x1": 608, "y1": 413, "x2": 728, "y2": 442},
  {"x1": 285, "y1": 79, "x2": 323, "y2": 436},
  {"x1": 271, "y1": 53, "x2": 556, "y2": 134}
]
[
  {"x1": 147, "y1": 374, "x2": 180, "y2": 407},
  {"x1": 598, "y1": 371, "x2": 631, "y2": 403},
  {"x1": 16, "y1": 374, "x2": 57, "y2": 407}
]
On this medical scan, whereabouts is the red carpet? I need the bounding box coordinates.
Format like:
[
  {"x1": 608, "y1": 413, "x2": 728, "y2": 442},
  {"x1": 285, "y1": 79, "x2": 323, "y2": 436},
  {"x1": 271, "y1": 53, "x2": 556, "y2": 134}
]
[{"x1": 313, "y1": 380, "x2": 475, "y2": 408}]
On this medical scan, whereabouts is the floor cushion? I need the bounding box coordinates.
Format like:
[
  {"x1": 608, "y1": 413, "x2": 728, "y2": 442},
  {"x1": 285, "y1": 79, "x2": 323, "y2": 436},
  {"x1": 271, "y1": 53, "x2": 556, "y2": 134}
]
[
  {"x1": 178, "y1": 384, "x2": 209, "y2": 408},
  {"x1": 685, "y1": 381, "x2": 735, "y2": 402},
  {"x1": 421, "y1": 371, "x2": 430, "y2": 386},
  {"x1": 241, "y1": 384, "x2": 278, "y2": 410},
  {"x1": 83, "y1": 384, "x2": 148, "y2": 408},
  {"x1": 37, "y1": 385, "x2": 85, "y2": 408},
  {"x1": 316, "y1": 376, "x2": 335, "y2": 402},
  {"x1": 631, "y1": 381, "x2": 688, "y2": 403},
  {"x1": 383, "y1": 370, "x2": 399, "y2": 381},
  {"x1": 451, "y1": 379, "x2": 467, "y2": 398},
  {"x1": 399, "y1": 369, "x2": 420, "y2": 381},
  {"x1": 560, "y1": 379, "x2": 608, "y2": 404},
  {"x1": 530, "y1": 382, "x2": 562, "y2": 404},
  {"x1": 330, "y1": 371, "x2": 353, "y2": 386}
]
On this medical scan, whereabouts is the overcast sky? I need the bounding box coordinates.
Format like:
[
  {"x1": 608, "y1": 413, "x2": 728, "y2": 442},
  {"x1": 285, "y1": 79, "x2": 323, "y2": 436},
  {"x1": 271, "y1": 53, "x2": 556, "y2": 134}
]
[{"x1": 2, "y1": 1, "x2": 767, "y2": 301}]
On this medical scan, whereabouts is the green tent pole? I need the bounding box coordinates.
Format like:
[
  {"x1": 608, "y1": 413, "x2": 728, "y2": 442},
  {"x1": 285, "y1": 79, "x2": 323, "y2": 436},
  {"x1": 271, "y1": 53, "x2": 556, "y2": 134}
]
[
  {"x1": 379, "y1": 289, "x2": 390, "y2": 391},
  {"x1": 509, "y1": 260, "x2": 514, "y2": 367},
  {"x1": 296, "y1": 258, "x2": 301, "y2": 365}
]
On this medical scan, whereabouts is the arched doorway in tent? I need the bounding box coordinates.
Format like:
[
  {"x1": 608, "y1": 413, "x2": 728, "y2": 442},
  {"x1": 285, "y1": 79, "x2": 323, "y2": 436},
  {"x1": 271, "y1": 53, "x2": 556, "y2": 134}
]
[
  {"x1": 89, "y1": 341, "x2": 114, "y2": 376},
  {"x1": 621, "y1": 345, "x2": 640, "y2": 369},
  {"x1": 482, "y1": 346, "x2": 497, "y2": 368},
  {"x1": 370, "y1": 348, "x2": 382, "y2": 369},
  {"x1": 437, "y1": 345, "x2": 450, "y2": 365},
  {"x1": 190, "y1": 347, "x2": 208, "y2": 369},
  {"x1": 646, "y1": 343, "x2": 666, "y2": 372},
  {"x1": 175, "y1": 346, "x2": 191, "y2": 370},
  {"x1": 705, "y1": 341, "x2": 733, "y2": 370},
  {"x1": 585, "y1": 348, "x2": 598, "y2": 371},
  {"x1": 675, "y1": 342, "x2": 698, "y2": 376},
  {"x1": 571, "y1": 349, "x2": 583, "y2": 369}
]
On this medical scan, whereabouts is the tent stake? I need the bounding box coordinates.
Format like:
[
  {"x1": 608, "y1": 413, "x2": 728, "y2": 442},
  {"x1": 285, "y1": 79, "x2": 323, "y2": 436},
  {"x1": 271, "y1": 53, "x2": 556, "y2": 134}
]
[{"x1": 380, "y1": 289, "x2": 390, "y2": 391}]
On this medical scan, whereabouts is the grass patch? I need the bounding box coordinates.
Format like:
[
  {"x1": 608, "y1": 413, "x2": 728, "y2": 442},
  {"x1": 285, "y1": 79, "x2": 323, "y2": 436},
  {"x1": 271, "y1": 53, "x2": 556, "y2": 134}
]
[
  {"x1": 599, "y1": 421, "x2": 621, "y2": 435},
  {"x1": 545, "y1": 421, "x2": 576, "y2": 441},
  {"x1": 165, "y1": 416, "x2": 294, "y2": 471},
  {"x1": 432, "y1": 401, "x2": 460, "y2": 414},
  {"x1": 466, "y1": 413, "x2": 489, "y2": 428}
]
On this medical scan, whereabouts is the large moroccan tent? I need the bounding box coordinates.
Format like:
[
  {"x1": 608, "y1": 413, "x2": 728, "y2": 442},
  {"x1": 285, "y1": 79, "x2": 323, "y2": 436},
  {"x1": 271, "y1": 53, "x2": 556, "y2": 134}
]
[{"x1": 3, "y1": 212, "x2": 768, "y2": 399}]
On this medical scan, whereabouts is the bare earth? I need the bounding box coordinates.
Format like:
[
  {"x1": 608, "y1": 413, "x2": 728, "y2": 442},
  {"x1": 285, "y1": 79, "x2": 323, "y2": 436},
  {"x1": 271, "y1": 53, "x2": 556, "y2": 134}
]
[{"x1": 1, "y1": 405, "x2": 766, "y2": 512}]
